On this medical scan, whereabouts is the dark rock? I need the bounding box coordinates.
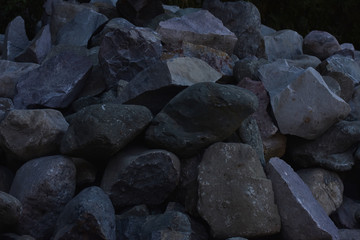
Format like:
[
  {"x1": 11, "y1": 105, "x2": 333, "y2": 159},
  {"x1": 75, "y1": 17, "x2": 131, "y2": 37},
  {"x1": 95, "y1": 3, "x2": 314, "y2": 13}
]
[
  {"x1": 0, "y1": 98, "x2": 14, "y2": 121},
  {"x1": 13, "y1": 52, "x2": 92, "y2": 109},
  {"x1": 0, "y1": 109, "x2": 68, "y2": 162},
  {"x1": 285, "y1": 54, "x2": 322, "y2": 69},
  {"x1": 145, "y1": 82, "x2": 258, "y2": 157},
  {"x1": 2, "y1": 16, "x2": 29, "y2": 61},
  {"x1": 91, "y1": 1, "x2": 118, "y2": 19},
  {"x1": 116, "y1": 0, "x2": 164, "y2": 26},
  {"x1": 339, "y1": 229, "x2": 360, "y2": 240},
  {"x1": 263, "y1": 132, "x2": 287, "y2": 161},
  {"x1": 70, "y1": 158, "x2": 97, "y2": 189},
  {"x1": 101, "y1": 146, "x2": 180, "y2": 209},
  {"x1": 9, "y1": 155, "x2": 76, "y2": 240},
  {"x1": 266, "y1": 157, "x2": 339, "y2": 240},
  {"x1": 197, "y1": 142, "x2": 280, "y2": 239},
  {"x1": 233, "y1": 57, "x2": 268, "y2": 82},
  {"x1": 349, "y1": 86, "x2": 360, "y2": 120},
  {"x1": 0, "y1": 166, "x2": 14, "y2": 192},
  {"x1": 99, "y1": 27, "x2": 162, "y2": 87},
  {"x1": 115, "y1": 205, "x2": 149, "y2": 240},
  {"x1": 303, "y1": 30, "x2": 341, "y2": 60},
  {"x1": 53, "y1": 186, "x2": 116, "y2": 240},
  {"x1": 0, "y1": 191, "x2": 22, "y2": 227},
  {"x1": 324, "y1": 75, "x2": 342, "y2": 97},
  {"x1": 15, "y1": 25, "x2": 52, "y2": 64},
  {"x1": 61, "y1": 104, "x2": 152, "y2": 160},
  {"x1": 0, "y1": 233, "x2": 35, "y2": 240},
  {"x1": 331, "y1": 196, "x2": 360, "y2": 229},
  {"x1": 0, "y1": 34, "x2": 4, "y2": 56}
]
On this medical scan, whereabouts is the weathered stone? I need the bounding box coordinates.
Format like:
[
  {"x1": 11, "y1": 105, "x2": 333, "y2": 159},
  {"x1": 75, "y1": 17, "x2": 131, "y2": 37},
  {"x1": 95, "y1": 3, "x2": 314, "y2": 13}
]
[
  {"x1": 91, "y1": 1, "x2": 118, "y2": 19},
  {"x1": 263, "y1": 29, "x2": 303, "y2": 61},
  {"x1": 331, "y1": 197, "x2": 360, "y2": 229},
  {"x1": 145, "y1": 82, "x2": 258, "y2": 157},
  {"x1": 297, "y1": 168, "x2": 344, "y2": 215},
  {"x1": 261, "y1": 24, "x2": 276, "y2": 36},
  {"x1": 0, "y1": 60, "x2": 39, "y2": 99},
  {"x1": 56, "y1": 9, "x2": 108, "y2": 46},
  {"x1": 0, "y1": 98, "x2": 14, "y2": 121},
  {"x1": 0, "y1": 109, "x2": 69, "y2": 162},
  {"x1": 0, "y1": 166, "x2": 14, "y2": 192},
  {"x1": 99, "y1": 27, "x2": 162, "y2": 87},
  {"x1": 348, "y1": 85, "x2": 360, "y2": 121},
  {"x1": 233, "y1": 57, "x2": 268, "y2": 82},
  {"x1": 116, "y1": 0, "x2": 164, "y2": 26},
  {"x1": 9, "y1": 155, "x2": 76, "y2": 240},
  {"x1": 115, "y1": 205, "x2": 149, "y2": 240},
  {"x1": 15, "y1": 25, "x2": 52, "y2": 64},
  {"x1": 13, "y1": 52, "x2": 92, "y2": 109},
  {"x1": 197, "y1": 142, "x2": 280, "y2": 239},
  {"x1": 156, "y1": 10, "x2": 237, "y2": 55},
  {"x1": 101, "y1": 146, "x2": 180, "y2": 209},
  {"x1": 288, "y1": 120, "x2": 360, "y2": 171},
  {"x1": 303, "y1": 30, "x2": 341, "y2": 60},
  {"x1": 2, "y1": 16, "x2": 29, "y2": 61},
  {"x1": 285, "y1": 54, "x2": 322, "y2": 69},
  {"x1": 70, "y1": 158, "x2": 97, "y2": 189},
  {"x1": 339, "y1": 229, "x2": 360, "y2": 240},
  {"x1": 324, "y1": 75, "x2": 342, "y2": 97},
  {"x1": 0, "y1": 191, "x2": 22, "y2": 227},
  {"x1": 266, "y1": 157, "x2": 339, "y2": 240},
  {"x1": 61, "y1": 104, "x2": 152, "y2": 160},
  {"x1": 341, "y1": 43, "x2": 355, "y2": 51},
  {"x1": 53, "y1": 186, "x2": 116, "y2": 240}
]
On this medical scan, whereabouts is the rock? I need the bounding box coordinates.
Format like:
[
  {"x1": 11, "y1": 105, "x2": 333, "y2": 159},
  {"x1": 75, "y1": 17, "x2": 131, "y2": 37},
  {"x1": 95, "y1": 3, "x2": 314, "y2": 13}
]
[
  {"x1": 56, "y1": 9, "x2": 108, "y2": 46},
  {"x1": 53, "y1": 186, "x2": 116, "y2": 240},
  {"x1": 259, "y1": 63, "x2": 350, "y2": 139},
  {"x1": 263, "y1": 29, "x2": 303, "y2": 61},
  {"x1": 324, "y1": 75, "x2": 342, "y2": 97},
  {"x1": 156, "y1": 10, "x2": 237, "y2": 55},
  {"x1": 0, "y1": 233, "x2": 35, "y2": 240},
  {"x1": 9, "y1": 155, "x2": 76, "y2": 240},
  {"x1": 0, "y1": 109, "x2": 69, "y2": 162},
  {"x1": 331, "y1": 196, "x2": 360, "y2": 229},
  {"x1": 202, "y1": 0, "x2": 262, "y2": 58},
  {"x1": 13, "y1": 52, "x2": 92, "y2": 109},
  {"x1": 145, "y1": 82, "x2": 258, "y2": 157},
  {"x1": 197, "y1": 142, "x2": 281, "y2": 239},
  {"x1": 70, "y1": 158, "x2": 97, "y2": 189},
  {"x1": 15, "y1": 25, "x2": 52, "y2": 64},
  {"x1": 348, "y1": 85, "x2": 360, "y2": 121},
  {"x1": 285, "y1": 54, "x2": 322, "y2": 69},
  {"x1": 226, "y1": 238, "x2": 248, "y2": 240},
  {"x1": 0, "y1": 60, "x2": 39, "y2": 99},
  {"x1": 341, "y1": 43, "x2": 355, "y2": 51},
  {"x1": 233, "y1": 57, "x2": 268, "y2": 82},
  {"x1": 116, "y1": 0, "x2": 164, "y2": 26},
  {"x1": 115, "y1": 205, "x2": 149, "y2": 240},
  {"x1": 0, "y1": 98, "x2": 14, "y2": 121},
  {"x1": 163, "y1": 4, "x2": 180, "y2": 14},
  {"x1": 263, "y1": 132, "x2": 287, "y2": 161},
  {"x1": 0, "y1": 191, "x2": 22, "y2": 227},
  {"x1": 339, "y1": 229, "x2": 360, "y2": 240},
  {"x1": 0, "y1": 166, "x2": 14, "y2": 192},
  {"x1": 297, "y1": 168, "x2": 344, "y2": 215},
  {"x1": 99, "y1": 27, "x2": 162, "y2": 87},
  {"x1": 288, "y1": 120, "x2": 360, "y2": 171},
  {"x1": 101, "y1": 146, "x2": 180, "y2": 209},
  {"x1": 0, "y1": 34, "x2": 4, "y2": 56},
  {"x1": 91, "y1": 1, "x2": 118, "y2": 19},
  {"x1": 61, "y1": 104, "x2": 152, "y2": 160},
  {"x1": 2, "y1": 16, "x2": 29, "y2": 61},
  {"x1": 261, "y1": 24, "x2": 276, "y2": 36},
  {"x1": 303, "y1": 30, "x2": 341, "y2": 60},
  {"x1": 267, "y1": 157, "x2": 339, "y2": 240}
]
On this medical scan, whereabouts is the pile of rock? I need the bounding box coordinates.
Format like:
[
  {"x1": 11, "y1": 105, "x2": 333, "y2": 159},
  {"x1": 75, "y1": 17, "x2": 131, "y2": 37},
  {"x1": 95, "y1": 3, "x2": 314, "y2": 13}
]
[{"x1": 0, "y1": 0, "x2": 360, "y2": 239}]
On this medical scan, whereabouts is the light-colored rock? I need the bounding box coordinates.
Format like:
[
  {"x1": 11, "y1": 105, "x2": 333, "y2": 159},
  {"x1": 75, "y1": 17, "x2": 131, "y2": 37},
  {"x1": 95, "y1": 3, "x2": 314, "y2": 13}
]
[{"x1": 303, "y1": 30, "x2": 341, "y2": 60}]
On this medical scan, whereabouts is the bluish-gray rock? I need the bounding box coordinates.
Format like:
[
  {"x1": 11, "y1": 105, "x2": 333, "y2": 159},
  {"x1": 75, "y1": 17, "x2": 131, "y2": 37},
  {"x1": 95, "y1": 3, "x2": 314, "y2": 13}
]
[
  {"x1": 0, "y1": 191, "x2": 22, "y2": 227},
  {"x1": 331, "y1": 196, "x2": 360, "y2": 229},
  {"x1": 0, "y1": 98, "x2": 13, "y2": 121},
  {"x1": 303, "y1": 30, "x2": 341, "y2": 60}
]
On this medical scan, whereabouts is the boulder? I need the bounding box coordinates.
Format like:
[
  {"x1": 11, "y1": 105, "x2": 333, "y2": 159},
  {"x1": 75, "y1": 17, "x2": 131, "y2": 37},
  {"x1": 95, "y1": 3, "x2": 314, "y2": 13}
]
[
  {"x1": 101, "y1": 146, "x2": 180, "y2": 209},
  {"x1": 266, "y1": 157, "x2": 339, "y2": 240},
  {"x1": 53, "y1": 186, "x2": 116, "y2": 240},
  {"x1": 339, "y1": 229, "x2": 360, "y2": 240},
  {"x1": 115, "y1": 205, "x2": 149, "y2": 240},
  {"x1": 285, "y1": 54, "x2": 321, "y2": 69},
  {"x1": 9, "y1": 155, "x2": 76, "y2": 240},
  {"x1": 233, "y1": 57, "x2": 268, "y2": 82},
  {"x1": 0, "y1": 233, "x2": 35, "y2": 240},
  {"x1": 156, "y1": 10, "x2": 237, "y2": 54},
  {"x1": 61, "y1": 104, "x2": 152, "y2": 160},
  {"x1": 331, "y1": 196, "x2": 360, "y2": 229},
  {"x1": 0, "y1": 191, "x2": 22, "y2": 227},
  {"x1": 348, "y1": 85, "x2": 360, "y2": 121},
  {"x1": 70, "y1": 158, "x2": 97, "y2": 189},
  {"x1": 303, "y1": 30, "x2": 341, "y2": 60},
  {"x1": 145, "y1": 82, "x2": 258, "y2": 157},
  {"x1": 261, "y1": 24, "x2": 276, "y2": 36},
  {"x1": 197, "y1": 142, "x2": 281, "y2": 239},
  {"x1": 0, "y1": 98, "x2": 14, "y2": 121},
  {"x1": 0, "y1": 109, "x2": 69, "y2": 162},
  {"x1": 13, "y1": 52, "x2": 92, "y2": 109}
]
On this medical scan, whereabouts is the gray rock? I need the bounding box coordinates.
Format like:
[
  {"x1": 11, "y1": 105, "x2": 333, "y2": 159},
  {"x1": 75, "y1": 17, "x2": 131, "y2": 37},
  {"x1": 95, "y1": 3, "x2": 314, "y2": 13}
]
[
  {"x1": 303, "y1": 30, "x2": 341, "y2": 60},
  {"x1": 2, "y1": 16, "x2": 29, "y2": 61},
  {"x1": 348, "y1": 85, "x2": 360, "y2": 121},
  {"x1": 197, "y1": 142, "x2": 281, "y2": 239},
  {"x1": 285, "y1": 54, "x2": 322, "y2": 69},
  {"x1": 0, "y1": 60, "x2": 39, "y2": 99},
  {"x1": 341, "y1": 43, "x2": 355, "y2": 51},
  {"x1": 233, "y1": 57, "x2": 268, "y2": 82},
  {"x1": 0, "y1": 233, "x2": 35, "y2": 240},
  {"x1": 56, "y1": 9, "x2": 108, "y2": 46},
  {"x1": 0, "y1": 166, "x2": 14, "y2": 192},
  {"x1": 0, "y1": 191, "x2": 22, "y2": 227},
  {"x1": 9, "y1": 155, "x2": 76, "y2": 240},
  {"x1": 324, "y1": 75, "x2": 342, "y2": 97},
  {"x1": 0, "y1": 109, "x2": 69, "y2": 162},
  {"x1": 226, "y1": 238, "x2": 248, "y2": 240},
  {"x1": 156, "y1": 10, "x2": 237, "y2": 54},
  {"x1": 13, "y1": 52, "x2": 92, "y2": 109},
  {"x1": 331, "y1": 196, "x2": 360, "y2": 229},
  {"x1": 15, "y1": 25, "x2": 52, "y2": 64},
  {"x1": 0, "y1": 98, "x2": 14, "y2": 121},
  {"x1": 145, "y1": 82, "x2": 258, "y2": 157},
  {"x1": 163, "y1": 4, "x2": 180, "y2": 14},
  {"x1": 297, "y1": 168, "x2": 344, "y2": 215},
  {"x1": 266, "y1": 157, "x2": 339, "y2": 240},
  {"x1": 61, "y1": 104, "x2": 152, "y2": 160},
  {"x1": 0, "y1": 34, "x2": 4, "y2": 56},
  {"x1": 53, "y1": 186, "x2": 116, "y2": 240},
  {"x1": 115, "y1": 205, "x2": 149, "y2": 240},
  {"x1": 263, "y1": 29, "x2": 303, "y2": 61},
  {"x1": 339, "y1": 229, "x2": 360, "y2": 240},
  {"x1": 260, "y1": 24, "x2": 276, "y2": 36},
  {"x1": 99, "y1": 27, "x2": 162, "y2": 87},
  {"x1": 288, "y1": 120, "x2": 360, "y2": 171},
  {"x1": 70, "y1": 158, "x2": 97, "y2": 189},
  {"x1": 101, "y1": 146, "x2": 180, "y2": 209}
]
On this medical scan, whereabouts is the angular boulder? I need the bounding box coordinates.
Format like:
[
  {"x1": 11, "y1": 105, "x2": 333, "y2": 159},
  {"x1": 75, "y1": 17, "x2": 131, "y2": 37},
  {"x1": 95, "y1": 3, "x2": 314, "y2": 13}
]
[
  {"x1": 197, "y1": 142, "x2": 281, "y2": 239},
  {"x1": 266, "y1": 157, "x2": 339, "y2": 240},
  {"x1": 145, "y1": 82, "x2": 258, "y2": 157},
  {"x1": 61, "y1": 104, "x2": 152, "y2": 160},
  {"x1": 303, "y1": 30, "x2": 341, "y2": 60},
  {"x1": 9, "y1": 155, "x2": 76, "y2": 240}
]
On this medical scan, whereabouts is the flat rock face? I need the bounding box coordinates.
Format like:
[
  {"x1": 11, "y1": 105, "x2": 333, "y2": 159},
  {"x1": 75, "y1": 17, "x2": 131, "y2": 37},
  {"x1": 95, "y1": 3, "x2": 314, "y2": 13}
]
[
  {"x1": 53, "y1": 186, "x2": 116, "y2": 240},
  {"x1": 303, "y1": 30, "x2": 341, "y2": 60},
  {"x1": 9, "y1": 155, "x2": 76, "y2": 240},
  {"x1": 61, "y1": 104, "x2": 153, "y2": 160},
  {"x1": 13, "y1": 52, "x2": 92, "y2": 109},
  {"x1": 145, "y1": 82, "x2": 258, "y2": 157},
  {"x1": 156, "y1": 10, "x2": 237, "y2": 54},
  {"x1": 266, "y1": 157, "x2": 339, "y2": 240},
  {"x1": 0, "y1": 109, "x2": 69, "y2": 162},
  {"x1": 101, "y1": 147, "x2": 180, "y2": 209},
  {"x1": 197, "y1": 142, "x2": 281, "y2": 239},
  {"x1": 3, "y1": 16, "x2": 29, "y2": 61}
]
